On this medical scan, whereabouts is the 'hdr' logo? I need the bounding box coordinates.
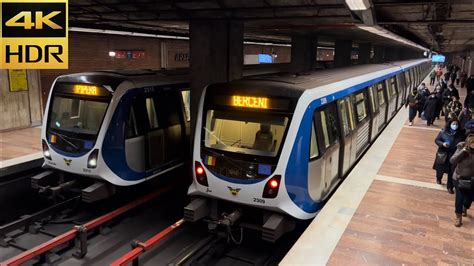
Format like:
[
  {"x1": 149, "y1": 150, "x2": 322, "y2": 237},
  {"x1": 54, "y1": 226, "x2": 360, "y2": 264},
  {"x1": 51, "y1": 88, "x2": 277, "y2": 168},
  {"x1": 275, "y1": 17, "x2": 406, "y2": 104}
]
[{"x1": 0, "y1": 0, "x2": 68, "y2": 69}]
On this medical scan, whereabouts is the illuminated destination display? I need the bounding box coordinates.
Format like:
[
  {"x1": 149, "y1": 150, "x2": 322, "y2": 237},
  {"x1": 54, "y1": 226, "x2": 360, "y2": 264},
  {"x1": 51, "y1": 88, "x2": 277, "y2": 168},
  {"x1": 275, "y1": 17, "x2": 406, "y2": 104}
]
[
  {"x1": 232, "y1": 95, "x2": 269, "y2": 109},
  {"x1": 73, "y1": 85, "x2": 99, "y2": 96},
  {"x1": 214, "y1": 95, "x2": 291, "y2": 111}
]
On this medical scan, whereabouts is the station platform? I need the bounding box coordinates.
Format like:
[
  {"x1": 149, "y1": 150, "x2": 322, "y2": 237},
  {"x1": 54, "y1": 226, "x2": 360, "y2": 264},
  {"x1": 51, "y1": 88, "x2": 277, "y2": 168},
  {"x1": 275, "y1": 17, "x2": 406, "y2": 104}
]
[
  {"x1": 282, "y1": 77, "x2": 473, "y2": 264},
  {"x1": 0, "y1": 127, "x2": 43, "y2": 176}
]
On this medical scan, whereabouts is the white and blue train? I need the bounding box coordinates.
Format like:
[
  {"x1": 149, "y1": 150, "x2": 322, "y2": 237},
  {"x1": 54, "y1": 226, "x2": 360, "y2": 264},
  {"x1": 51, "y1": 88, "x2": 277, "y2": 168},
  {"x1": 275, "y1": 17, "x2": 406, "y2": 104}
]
[
  {"x1": 185, "y1": 59, "x2": 432, "y2": 241},
  {"x1": 39, "y1": 70, "x2": 191, "y2": 201}
]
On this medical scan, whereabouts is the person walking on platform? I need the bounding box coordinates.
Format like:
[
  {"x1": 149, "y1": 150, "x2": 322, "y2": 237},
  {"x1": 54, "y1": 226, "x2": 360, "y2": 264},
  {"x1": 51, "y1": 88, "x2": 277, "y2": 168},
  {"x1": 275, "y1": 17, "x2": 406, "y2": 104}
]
[
  {"x1": 451, "y1": 71, "x2": 457, "y2": 85},
  {"x1": 430, "y1": 70, "x2": 436, "y2": 86},
  {"x1": 464, "y1": 89, "x2": 474, "y2": 108},
  {"x1": 450, "y1": 134, "x2": 474, "y2": 227},
  {"x1": 433, "y1": 119, "x2": 464, "y2": 193},
  {"x1": 446, "y1": 96, "x2": 463, "y2": 120},
  {"x1": 442, "y1": 85, "x2": 458, "y2": 120},
  {"x1": 418, "y1": 83, "x2": 429, "y2": 117},
  {"x1": 459, "y1": 105, "x2": 473, "y2": 131},
  {"x1": 423, "y1": 92, "x2": 438, "y2": 126},
  {"x1": 405, "y1": 88, "x2": 422, "y2": 126},
  {"x1": 435, "y1": 85, "x2": 444, "y2": 120},
  {"x1": 436, "y1": 68, "x2": 443, "y2": 82}
]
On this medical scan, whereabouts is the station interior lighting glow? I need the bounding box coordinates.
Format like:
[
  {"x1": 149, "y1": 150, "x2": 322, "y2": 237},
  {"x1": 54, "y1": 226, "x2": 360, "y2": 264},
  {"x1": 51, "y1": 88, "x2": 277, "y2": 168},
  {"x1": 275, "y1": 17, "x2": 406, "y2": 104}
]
[
  {"x1": 357, "y1": 25, "x2": 429, "y2": 52},
  {"x1": 345, "y1": 0, "x2": 370, "y2": 10}
]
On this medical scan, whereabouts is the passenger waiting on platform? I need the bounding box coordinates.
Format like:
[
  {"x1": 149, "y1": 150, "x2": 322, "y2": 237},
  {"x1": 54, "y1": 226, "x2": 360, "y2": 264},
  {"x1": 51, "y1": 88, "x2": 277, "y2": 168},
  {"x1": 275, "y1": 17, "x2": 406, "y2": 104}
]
[
  {"x1": 433, "y1": 119, "x2": 464, "y2": 193},
  {"x1": 430, "y1": 70, "x2": 436, "y2": 86},
  {"x1": 459, "y1": 106, "x2": 473, "y2": 131},
  {"x1": 451, "y1": 70, "x2": 457, "y2": 85},
  {"x1": 405, "y1": 88, "x2": 422, "y2": 126},
  {"x1": 444, "y1": 71, "x2": 451, "y2": 83},
  {"x1": 446, "y1": 96, "x2": 463, "y2": 120},
  {"x1": 450, "y1": 134, "x2": 474, "y2": 227},
  {"x1": 423, "y1": 92, "x2": 438, "y2": 126}
]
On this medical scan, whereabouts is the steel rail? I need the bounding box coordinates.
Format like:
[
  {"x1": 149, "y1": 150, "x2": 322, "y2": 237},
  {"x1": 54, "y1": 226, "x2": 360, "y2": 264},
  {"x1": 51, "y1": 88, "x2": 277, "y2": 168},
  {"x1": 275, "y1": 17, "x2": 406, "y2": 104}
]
[
  {"x1": 0, "y1": 184, "x2": 175, "y2": 266},
  {"x1": 110, "y1": 218, "x2": 185, "y2": 266}
]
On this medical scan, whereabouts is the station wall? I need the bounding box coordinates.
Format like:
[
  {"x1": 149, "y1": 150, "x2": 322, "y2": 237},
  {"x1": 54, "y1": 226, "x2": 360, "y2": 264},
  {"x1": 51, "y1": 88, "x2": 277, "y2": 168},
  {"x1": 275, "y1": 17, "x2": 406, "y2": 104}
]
[
  {"x1": 39, "y1": 32, "x2": 291, "y2": 108},
  {"x1": 0, "y1": 70, "x2": 42, "y2": 131}
]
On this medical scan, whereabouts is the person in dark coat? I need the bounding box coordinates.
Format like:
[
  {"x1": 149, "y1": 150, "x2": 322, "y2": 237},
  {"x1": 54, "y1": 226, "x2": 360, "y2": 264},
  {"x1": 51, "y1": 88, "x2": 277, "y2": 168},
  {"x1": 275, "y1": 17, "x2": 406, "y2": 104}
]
[
  {"x1": 405, "y1": 88, "x2": 422, "y2": 126},
  {"x1": 434, "y1": 85, "x2": 443, "y2": 120},
  {"x1": 433, "y1": 119, "x2": 465, "y2": 193},
  {"x1": 423, "y1": 92, "x2": 438, "y2": 126},
  {"x1": 451, "y1": 71, "x2": 457, "y2": 84},
  {"x1": 464, "y1": 89, "x2": 474, "y2": 108},
  {"x1": 450, "y1": 134, "x2": 474, "y2": 227},
  {"x1": 442, "y1": 85, "x2": 458, "y2": 120},
  {"x1": 417, "y1": 83, "x2": 429, "y2": 117}
]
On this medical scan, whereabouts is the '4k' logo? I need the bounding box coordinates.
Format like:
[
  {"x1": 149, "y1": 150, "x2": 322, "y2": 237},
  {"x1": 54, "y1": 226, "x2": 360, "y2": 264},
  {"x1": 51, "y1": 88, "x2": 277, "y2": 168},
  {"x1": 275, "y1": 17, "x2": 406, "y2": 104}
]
[
  {"x1": 0, "y1": 1, "x2": 68, "y2": 69},
  {"x1": 5, "y1": 11, "x2": 63, "y2": 30}
]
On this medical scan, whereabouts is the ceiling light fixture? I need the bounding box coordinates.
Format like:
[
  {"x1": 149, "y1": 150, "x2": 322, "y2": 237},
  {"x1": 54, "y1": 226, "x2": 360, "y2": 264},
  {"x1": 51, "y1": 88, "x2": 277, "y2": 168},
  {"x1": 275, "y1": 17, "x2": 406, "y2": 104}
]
[{"x1": 345, "y1": 0, "x2": 370, "y2": 10}]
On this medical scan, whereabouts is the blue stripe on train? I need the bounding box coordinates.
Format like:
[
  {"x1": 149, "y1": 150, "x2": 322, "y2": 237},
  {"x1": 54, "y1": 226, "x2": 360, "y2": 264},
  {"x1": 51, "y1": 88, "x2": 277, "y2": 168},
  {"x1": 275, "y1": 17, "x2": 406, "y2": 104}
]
[{"x1": 284, "y1": 66, "x2": 418, "y2": 213}]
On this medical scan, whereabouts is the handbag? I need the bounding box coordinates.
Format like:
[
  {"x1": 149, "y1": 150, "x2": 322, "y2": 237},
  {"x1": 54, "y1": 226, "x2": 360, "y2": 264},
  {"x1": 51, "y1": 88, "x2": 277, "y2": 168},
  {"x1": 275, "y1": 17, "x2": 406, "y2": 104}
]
[
  {"x1": 435, "y1": 151, "x2": 447, "y2": 164},
  {"x1": 458, "y1": 177, "x2": 473, "y2": 191},
  {"x1": 421, "y1": 111, "x2": 427, "y2": 121}
]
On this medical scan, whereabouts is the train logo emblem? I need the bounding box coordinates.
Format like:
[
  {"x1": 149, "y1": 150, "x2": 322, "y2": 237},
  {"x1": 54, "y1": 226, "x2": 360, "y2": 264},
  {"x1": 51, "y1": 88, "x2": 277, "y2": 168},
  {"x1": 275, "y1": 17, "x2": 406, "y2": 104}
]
[
  {"x1": 63, "y1": 158, "x2": 72, "y2": 166},
  {"x1": 227, "y1": 186, "x2": 241, "y2": 196}
]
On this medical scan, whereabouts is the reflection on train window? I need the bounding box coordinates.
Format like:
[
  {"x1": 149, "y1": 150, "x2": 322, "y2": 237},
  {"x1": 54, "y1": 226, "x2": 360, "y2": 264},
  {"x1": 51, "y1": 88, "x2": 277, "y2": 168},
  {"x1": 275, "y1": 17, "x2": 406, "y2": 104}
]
[
  {"x1": 368, "y1": 86, "x2": 378, "y2": 112},
  {"x1": 346, "y1": 99, "x2": 356, "y2": 130},
  {"x1": 339, "y1": 100, "x2": 350, "y2": 136},
  {"x1": 181, "y1": 90, "x2": 191, "y2": 122},
  {"x1": 310, "y1": 123, "x2": 319, "y2": 159},
  {"x1": 49, "y1": 96, "x2": 108, "y2": 135},
  {"x1": 146, "y1": 98, "x2": 159, "y2": 129},
  {"x1": 320, "y1": 110, "x2": 330, "y2": 148},
  {"x1": 126, "y1": 107, "x2": 138, "y2": 138},
  {"x1": 204, "y1": 110, "x2": 288, "y2": 157},
  {"x1": 377, "y1": 86, "x2": 385, "y2": 105},
  {"x1": 389, "y1": 77, "x2": 397, "y2": 95},
  {"x1": 353, "y1": 92, "x2": 367, "y2": 123}
]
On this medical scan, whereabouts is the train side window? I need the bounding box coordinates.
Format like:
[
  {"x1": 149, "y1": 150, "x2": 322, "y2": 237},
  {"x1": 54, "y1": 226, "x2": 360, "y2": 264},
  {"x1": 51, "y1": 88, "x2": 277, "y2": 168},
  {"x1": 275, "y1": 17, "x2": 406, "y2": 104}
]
[
  {"x1": 310, "y1": 123, "x2": 319, "y2": 159},
  {"x1": 181, "y1": 90, "x2": 191, "y2": 122},
  {"x1": 390, "y1": 77, "x2": 397, "y2": 95},
  {"x1": 156, "y1": 89, "x2": 181, "y2": 127},
  {"x1": 346, "y1": 99, "x2": 356, "y2": 130},
  {"x1": 320, "y1": 110, "x2": 330, "y2": 148},
  {"x1": 146, "y1": 98, "x2": 160, "y2": 129},
  {"x1": 338, "y1": 99, "x2": 350, "y2": 136},
  {"x1": 377, "y1": 83, "x2": 385, "y2": 105},
  {"x1": 353, "y1": 92, "x2": 367, "y2": 123},
  {"x1": 368, "y1": 86, "x2": 378, "y2": 112},
  {"x1": 126, "y1": 107, "x2": 138, "y2": 138}
]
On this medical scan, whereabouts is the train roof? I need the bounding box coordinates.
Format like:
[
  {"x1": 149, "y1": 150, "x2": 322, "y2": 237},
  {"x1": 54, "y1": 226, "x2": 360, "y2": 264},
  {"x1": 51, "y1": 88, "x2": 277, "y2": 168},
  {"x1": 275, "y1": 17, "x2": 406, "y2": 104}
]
[
  {"x1": 54, "y1": 69, "x2": 189, "y2": 92},
  {"x1": 207, "y1": 59, "x2": 429, "y2": 99}
]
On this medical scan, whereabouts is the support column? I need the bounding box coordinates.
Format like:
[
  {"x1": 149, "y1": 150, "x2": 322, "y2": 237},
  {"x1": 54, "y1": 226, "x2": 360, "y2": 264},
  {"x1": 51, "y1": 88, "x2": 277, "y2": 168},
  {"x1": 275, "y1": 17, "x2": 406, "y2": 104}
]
[
  {"x1": 290, "y1": 35, "x2": 318, "y2": 73},
  {"x1": 190, "y1": 20, "x2": 243, "y2": 125},
  {"x1": 358, "y1": 43, "x2": 372, "y2": 64},
  {"x1": 334, "y1": 40, "x2": 352, "y2": 67},
  {"x1": 372, "y1": 45, "x2": 385, "y2": 63}
]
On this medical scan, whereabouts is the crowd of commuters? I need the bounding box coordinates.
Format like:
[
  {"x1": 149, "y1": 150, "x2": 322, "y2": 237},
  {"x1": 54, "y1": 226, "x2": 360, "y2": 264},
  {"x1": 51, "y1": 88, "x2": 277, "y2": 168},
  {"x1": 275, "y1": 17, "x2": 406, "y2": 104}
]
[{"x1": 426, "y1": 63, "x2": 474, "y2": 227}]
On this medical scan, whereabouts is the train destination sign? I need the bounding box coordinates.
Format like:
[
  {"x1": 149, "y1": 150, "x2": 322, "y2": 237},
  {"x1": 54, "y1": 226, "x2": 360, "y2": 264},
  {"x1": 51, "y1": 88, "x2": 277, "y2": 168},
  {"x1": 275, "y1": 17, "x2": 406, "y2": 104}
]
[
  {"x1": 215, "y1": 95, "x2": 291, "y2": 111},
  {"x1": 73, "y1": 84, "x2": 99, "y2": 96}
]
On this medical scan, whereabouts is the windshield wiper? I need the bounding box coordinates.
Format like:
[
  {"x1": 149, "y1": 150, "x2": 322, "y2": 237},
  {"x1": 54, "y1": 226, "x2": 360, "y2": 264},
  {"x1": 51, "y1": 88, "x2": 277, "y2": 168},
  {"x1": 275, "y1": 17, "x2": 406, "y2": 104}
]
[{"x1": 48, "y1": 130, "x2": 81, "y2": 151}]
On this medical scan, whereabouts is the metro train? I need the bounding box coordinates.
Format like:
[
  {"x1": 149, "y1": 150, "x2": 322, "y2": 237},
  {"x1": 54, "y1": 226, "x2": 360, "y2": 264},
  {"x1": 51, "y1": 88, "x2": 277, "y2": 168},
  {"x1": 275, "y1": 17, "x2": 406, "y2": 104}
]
[
  {"x1": 39, "y1": 70, "x2": 191, "y2": 201},
  {"x1": 185, "y1": 59, "x2": 432, "y2": 241}
]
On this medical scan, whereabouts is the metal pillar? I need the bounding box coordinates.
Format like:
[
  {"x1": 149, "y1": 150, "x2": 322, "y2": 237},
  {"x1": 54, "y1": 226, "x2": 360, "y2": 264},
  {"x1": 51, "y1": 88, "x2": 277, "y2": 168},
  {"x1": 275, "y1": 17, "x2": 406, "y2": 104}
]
[
  {"x1": 334, "y1": 40, "x2": 352, "y2": 68},
  {"x1": 290, "y1": 35, "x2": 318, "y2": 73}
]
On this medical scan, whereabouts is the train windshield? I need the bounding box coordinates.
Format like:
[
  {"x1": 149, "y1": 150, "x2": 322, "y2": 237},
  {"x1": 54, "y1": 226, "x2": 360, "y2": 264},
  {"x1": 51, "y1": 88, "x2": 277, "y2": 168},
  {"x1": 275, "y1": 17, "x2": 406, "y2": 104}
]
[
  {"x1": 203, "y1": 110, "x2": 289, "y2": 157},
  {"x1": 48, "y1": 96, "x2": 109, "y2": 136}
]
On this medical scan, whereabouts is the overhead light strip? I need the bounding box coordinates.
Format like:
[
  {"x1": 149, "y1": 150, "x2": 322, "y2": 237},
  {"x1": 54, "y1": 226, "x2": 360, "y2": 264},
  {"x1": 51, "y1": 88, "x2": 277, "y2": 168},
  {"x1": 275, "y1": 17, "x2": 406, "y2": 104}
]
[
  {"x1": 345, "y1": 0, "x2": 370, "y2": 10},
  {"x1": 357, "y1": 25, "x2": 429, "y2": 51}
]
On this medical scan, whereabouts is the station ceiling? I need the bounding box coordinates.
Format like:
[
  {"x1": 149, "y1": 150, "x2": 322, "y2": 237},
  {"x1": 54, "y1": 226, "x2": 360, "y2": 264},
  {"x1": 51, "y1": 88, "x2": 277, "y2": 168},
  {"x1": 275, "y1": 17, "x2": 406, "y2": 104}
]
[{"x1": 70, "y1": 0, "x2": 473, "y2": 53}]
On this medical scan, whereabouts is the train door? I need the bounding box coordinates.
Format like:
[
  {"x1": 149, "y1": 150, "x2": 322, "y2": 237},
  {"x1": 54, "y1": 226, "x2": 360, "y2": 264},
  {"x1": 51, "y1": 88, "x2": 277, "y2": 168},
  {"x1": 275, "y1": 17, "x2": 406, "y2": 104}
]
[
  {"x1": 375, "y1": 82, "x2": 388, "y2": 130},
  {"x1": 395, "y1": 74, "x2": 404, "y2": 108},
  {"x1": 367, "y1": 85, "x2": 380, "y2": 140},
  {"x1": 404, "y1": 70, "x2": 412, "y2": 92},
  {"x1": 337, "y1": 97, "x2": 356, "y2": 176},
  {"x1": 385, "y1": 77, "x2": 398, "y2": 119},
  {"x1": 180, "y1": 89, "x2": 191, "y2": 142},
  {"x1": 314, "y1": 103, "x2": 341, "y2": 195},
  {"x1": 351, "y1": 90, "x2": 370, "y2": 158}
]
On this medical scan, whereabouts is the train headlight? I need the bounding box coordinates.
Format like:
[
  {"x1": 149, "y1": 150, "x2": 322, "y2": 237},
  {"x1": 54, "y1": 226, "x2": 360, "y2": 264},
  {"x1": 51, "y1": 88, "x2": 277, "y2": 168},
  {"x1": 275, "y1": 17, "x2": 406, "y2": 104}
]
[
  {"x1": 195, "y1": 161, "x2": 208, "y2": 187},
  {"x1": 42, "y1": 140, "x2": 52, "y2": 160},
  {"x1": 87, "y1": 149, "x2": 99, "y2": 169},
  {"x1": 262, "y1": 175, "x2": 281, "y2": 199}
]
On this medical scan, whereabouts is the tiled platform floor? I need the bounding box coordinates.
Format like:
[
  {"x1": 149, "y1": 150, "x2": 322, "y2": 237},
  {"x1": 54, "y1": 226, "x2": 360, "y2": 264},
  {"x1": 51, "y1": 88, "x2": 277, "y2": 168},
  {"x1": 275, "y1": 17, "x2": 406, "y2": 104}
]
[{"x1": 0, "y1": 127, "x2": 42, "y2": 161}]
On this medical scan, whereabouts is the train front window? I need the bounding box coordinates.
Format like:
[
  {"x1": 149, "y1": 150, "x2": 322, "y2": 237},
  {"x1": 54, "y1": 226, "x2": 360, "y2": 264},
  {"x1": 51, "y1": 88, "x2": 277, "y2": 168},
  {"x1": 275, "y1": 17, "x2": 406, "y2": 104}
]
[
  {"x1": 49, "y1": 96, "x2": 108, "y2": 136},
  {"x1": 203, "y1": 110, "x2": 289, "y2": 157}
]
